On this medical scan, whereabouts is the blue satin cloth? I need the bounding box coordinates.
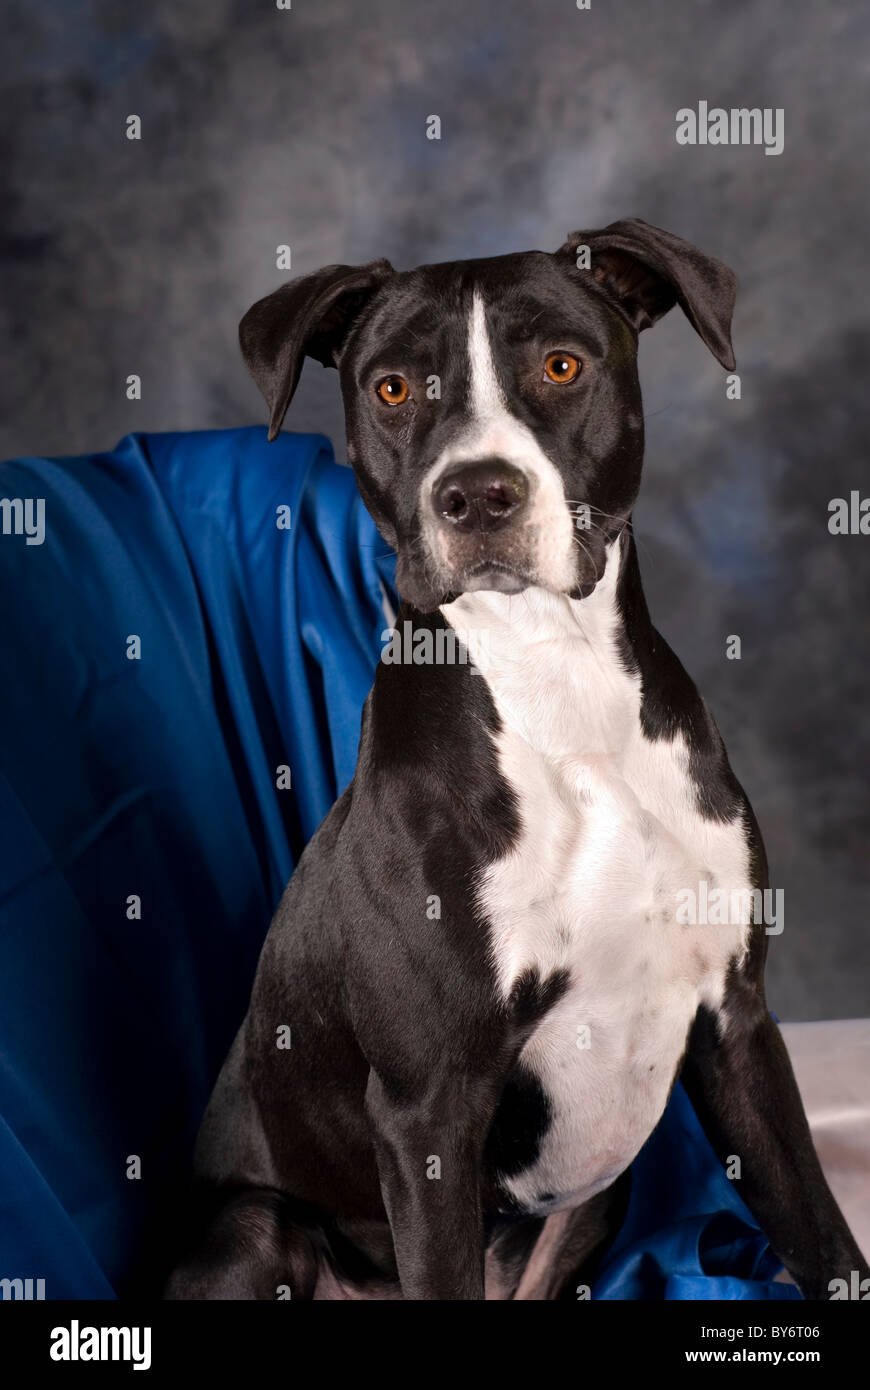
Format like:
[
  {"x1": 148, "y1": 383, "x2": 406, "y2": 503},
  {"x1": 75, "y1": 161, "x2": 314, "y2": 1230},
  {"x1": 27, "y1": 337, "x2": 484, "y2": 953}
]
[{"x1": 0, "y1": 427, "x2": 799, "y2": 1300}]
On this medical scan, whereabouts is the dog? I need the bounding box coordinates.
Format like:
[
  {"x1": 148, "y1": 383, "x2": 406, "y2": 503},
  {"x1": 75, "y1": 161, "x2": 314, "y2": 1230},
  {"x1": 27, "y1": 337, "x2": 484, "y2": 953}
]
[{"x1": 166, "y1": 219, "x2": 869, "y2": 1300}]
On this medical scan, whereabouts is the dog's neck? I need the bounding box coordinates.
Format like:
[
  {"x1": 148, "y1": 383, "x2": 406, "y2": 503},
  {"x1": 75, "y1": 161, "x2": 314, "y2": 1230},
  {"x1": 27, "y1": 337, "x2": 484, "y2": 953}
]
[
  {"x1": 440, "y1": 528, "x2": 630, "y2": 666},
  {"x1": 440, "y1": 532, "x2": 647, "y2": 759}
]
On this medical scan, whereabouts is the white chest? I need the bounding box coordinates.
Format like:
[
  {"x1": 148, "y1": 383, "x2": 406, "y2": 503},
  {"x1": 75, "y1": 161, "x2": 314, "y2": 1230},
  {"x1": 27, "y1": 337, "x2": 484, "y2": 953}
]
[{"x1": 442, "y1": 563, "x2": 751, "y2": 1214}]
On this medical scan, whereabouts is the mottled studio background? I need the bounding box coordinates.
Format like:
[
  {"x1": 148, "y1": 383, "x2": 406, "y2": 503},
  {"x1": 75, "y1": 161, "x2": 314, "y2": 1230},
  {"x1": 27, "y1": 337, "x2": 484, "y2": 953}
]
[{"x1": 2, "y1": 0, "x2": 868, "y2": 1019}]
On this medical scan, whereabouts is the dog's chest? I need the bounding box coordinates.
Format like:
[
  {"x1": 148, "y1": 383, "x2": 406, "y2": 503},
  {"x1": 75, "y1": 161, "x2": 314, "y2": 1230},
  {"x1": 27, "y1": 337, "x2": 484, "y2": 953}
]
[{"x1": 443, "y1": 580, "x2": 751, "y2": 1215}]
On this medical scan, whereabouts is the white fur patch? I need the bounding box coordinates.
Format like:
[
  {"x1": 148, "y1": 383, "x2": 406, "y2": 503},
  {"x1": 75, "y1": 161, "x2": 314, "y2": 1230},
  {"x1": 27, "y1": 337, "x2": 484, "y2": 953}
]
[
  {"x1": 441, "y1": 538, "x2": 752, "y2": 1214},
  {"x1": 419, "y1": 291, "x2": 575, "y2": 592}
]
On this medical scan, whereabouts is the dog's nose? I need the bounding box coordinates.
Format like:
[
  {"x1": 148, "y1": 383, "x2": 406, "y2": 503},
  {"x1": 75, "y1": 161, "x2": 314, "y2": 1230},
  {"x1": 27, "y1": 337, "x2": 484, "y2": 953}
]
[{"x1": 433, "y1": 459, "x2": 528, "y2": 533}]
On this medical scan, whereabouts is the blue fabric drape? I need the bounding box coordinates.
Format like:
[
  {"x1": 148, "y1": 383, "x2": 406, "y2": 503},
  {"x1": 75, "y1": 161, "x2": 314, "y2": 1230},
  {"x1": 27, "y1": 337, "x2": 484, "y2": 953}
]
[{"x1": 0, "y1": 427, "x2": 798, "y2": 1299}]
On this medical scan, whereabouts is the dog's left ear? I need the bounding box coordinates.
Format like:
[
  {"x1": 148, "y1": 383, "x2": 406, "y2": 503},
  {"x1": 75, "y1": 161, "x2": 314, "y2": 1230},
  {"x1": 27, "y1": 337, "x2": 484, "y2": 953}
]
[
  {"x1": 557, "y1": 218, "x2": 736, "y2": 370},
  {"x1": 240, "y1": 259, "x2": 394, "y2": 440}
]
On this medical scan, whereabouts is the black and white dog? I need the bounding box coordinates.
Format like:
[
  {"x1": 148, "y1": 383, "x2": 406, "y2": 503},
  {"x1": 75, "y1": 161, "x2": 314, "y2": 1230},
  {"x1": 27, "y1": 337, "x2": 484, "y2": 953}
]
[{"x1": 167, "y1": 219, "x2": 868, "y2": 1300}]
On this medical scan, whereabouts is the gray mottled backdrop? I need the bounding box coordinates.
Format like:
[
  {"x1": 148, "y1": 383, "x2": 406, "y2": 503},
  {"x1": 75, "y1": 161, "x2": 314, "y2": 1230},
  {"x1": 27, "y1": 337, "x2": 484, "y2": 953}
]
[{"x1": 2, "y1": 0, "x2": 868, "y2": 1019}]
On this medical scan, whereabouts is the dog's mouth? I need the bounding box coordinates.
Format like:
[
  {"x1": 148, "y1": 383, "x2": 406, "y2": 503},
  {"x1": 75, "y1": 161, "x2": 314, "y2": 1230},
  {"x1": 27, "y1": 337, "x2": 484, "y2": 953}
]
[
  {"x1": 396, "y1": 521, "x2": 608, "y2": 611},
  {"x1": 434, "y1": 545, "x2": 607, "y2": 607},
  {"x1": 398, "y1": 541, "x2": 601, "y2": 611},
  {"x1": 435, "y1": 527, "x2": 548, "y2": 603},
  {"x1": 396, "y1": 553, "x2": 540, "y2": 611}
]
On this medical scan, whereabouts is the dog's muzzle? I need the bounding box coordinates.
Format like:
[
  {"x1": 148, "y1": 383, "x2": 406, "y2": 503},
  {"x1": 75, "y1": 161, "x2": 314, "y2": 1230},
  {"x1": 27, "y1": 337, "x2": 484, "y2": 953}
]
[{"x1": 429, "y1": 457, "x2": 536, "y2": 595}]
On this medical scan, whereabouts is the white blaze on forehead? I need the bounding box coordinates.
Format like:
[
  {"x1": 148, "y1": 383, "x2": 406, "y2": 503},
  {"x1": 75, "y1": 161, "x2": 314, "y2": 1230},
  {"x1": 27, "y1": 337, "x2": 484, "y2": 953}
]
[
  {"x1": 467, "y1": 289, "x2": 506, "y2": 420},
  {"x1": 421, "y1": 289, "x2": 576, "y2": 592}
]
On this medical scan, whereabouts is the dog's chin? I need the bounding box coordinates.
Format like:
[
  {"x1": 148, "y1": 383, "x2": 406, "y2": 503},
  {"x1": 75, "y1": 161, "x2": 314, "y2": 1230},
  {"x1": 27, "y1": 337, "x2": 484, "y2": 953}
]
[
  {"x1": 451, "y1": 562, "x2": 606, "y2": 606},
  {"x1": 454, "y1": 561, "x2": 531, "y2": 596}
]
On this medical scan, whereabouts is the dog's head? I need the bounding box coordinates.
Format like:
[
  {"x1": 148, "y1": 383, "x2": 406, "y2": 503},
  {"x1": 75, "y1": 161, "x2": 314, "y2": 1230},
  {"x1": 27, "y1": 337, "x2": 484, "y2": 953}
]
[{"x1": 240, "y1": 219, "x2": 736, "y2": 611}]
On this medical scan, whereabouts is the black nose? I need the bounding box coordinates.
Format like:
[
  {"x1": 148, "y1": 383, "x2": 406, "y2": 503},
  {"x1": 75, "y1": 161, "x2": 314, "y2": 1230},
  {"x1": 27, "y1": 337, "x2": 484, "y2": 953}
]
[{"x1": 433, "y1": 459, "x2": 528, "y2": 533}]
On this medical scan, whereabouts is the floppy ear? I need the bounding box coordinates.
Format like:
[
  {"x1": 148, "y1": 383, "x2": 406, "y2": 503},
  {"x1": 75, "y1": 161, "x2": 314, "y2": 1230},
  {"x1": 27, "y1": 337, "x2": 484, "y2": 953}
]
[
  {"x1": 239, "y1": 259, "x2": 394, "y2": 440},
  {"x1": 557, "y1": 218, "x2": 736, "y2": 370}
]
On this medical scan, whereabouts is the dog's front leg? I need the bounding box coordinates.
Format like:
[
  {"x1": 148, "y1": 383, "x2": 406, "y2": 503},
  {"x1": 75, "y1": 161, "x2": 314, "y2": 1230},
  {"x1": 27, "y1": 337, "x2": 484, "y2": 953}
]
[
  {"x1": 682, "y1": 993, "x2": 870, "y2": 1299},
  {"x1": 365, "y1": 1070, "x2": 491, "y2": 1300}
]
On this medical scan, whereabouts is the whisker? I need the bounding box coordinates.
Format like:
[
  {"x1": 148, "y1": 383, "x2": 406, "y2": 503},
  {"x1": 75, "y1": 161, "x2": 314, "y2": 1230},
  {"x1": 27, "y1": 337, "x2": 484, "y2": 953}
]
[{"x1": 642, "y1": 403, "x2": 673, "y2": 422}]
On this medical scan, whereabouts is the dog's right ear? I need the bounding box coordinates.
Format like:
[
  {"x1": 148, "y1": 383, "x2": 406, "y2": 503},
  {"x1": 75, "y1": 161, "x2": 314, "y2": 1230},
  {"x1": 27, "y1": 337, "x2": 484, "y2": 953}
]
[{"x1": 239, "y1": 259, "x2": 393, "y2": 441}]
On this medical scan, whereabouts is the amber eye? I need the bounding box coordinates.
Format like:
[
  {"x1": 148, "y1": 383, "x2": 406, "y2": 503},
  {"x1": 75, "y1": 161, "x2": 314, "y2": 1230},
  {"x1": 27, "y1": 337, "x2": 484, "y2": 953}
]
[
  {"x1": 544, "y1": 352, "x2": 581, "y2": 384},
  {"x1": 376, "y1": 375, "x2": 410, "y2": 405}
]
